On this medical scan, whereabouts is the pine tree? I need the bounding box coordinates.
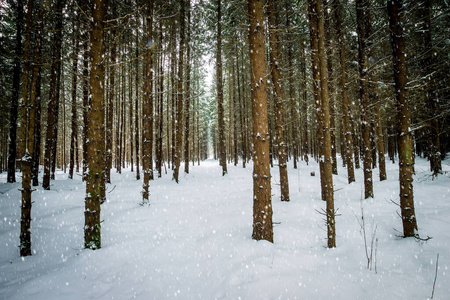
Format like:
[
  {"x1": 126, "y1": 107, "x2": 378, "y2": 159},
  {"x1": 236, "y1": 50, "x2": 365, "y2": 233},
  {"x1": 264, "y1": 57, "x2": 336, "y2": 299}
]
[
  {"x1": 84, "y1": 0, "x2": 106, "y2": 250},
  {"x1": 267, "y1": 0, "x2": 289, "y2": 202},
  {"x1": 356, "y1": 0, "x2": 374, "y2": 199},
  {"x1": 308, "y1": 0, "x2": 336, "y2": 248},
  {"x1": 388, "y1": 0, "x2": 418, "y2": 237},
  {"x1": 143, "y1": 0, "x2": 154, "y2": 199},
  {"x1": 216, "y1": 0, "x2": 227, "y2": 176},
  {"x1": 248, "y1": 0, "x2": 273, "y2": 242}
]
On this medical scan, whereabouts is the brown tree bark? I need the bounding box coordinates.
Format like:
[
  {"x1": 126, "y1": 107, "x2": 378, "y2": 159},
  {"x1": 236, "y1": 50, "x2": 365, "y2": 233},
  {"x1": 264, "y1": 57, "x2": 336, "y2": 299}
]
[
  {"x1": 236, "y1": 44, "x2": 246, "y2": 168},
  {"x1": 301, "y1": 49, "x2": 309, "y2": 165},
  {"x1": 285, "y1": 1, "x2": 298, "y2": 169},
  {"x1": 267, "y1": 0, "x2": 290, "y2": 202},
  {"x1": 31, "y1": 45, "x2": 42, "y2": 187},
  {"x1": 19, "y1": 0, "x2": 37, "y2": 257},
  {"x1": 173, "y1": 0, "x2": 185, "y2": 183},
  {"x1": 356, "y1": 0, "x2": 373, "y2": 198},
  {"x1": 363, "y1": 2, "x2": 387, "y2": 181},
  {"x1": 17, "y1": 0, "x2": 34, "y2": 164},
  {"x1": 323, "y1": 0, "x2": 338, "y2": 175},
  {"x1": 184, "y1": 0, "x2": 191, "y2": 174},
  {"x1": 82, "y1": 24, "x2": 90, "y2": 181},
  {"x1": 333, "y1": 0, "x2": 355, "y2": 183},
  {"x1": 420, "y1": 0, "x2": 442, "y2": 176},
  {"x1": 248, "y1": 0, "x2": 273, "y2": 243},
  {"x1": 135, "y1": 26, "x2": 141, "y2": 180},
  {"x1": 308, "y1": 0, "x2": 336, "y2": 248},
  {"x1": 143, "y1": 0, "x2": 154, "y2": 200},
  {"x1": 105, "y1": 2, "x2": 116, "y2": 183},
  {"x1": 43, "y1": 0, "x2": 64, "y2": 189},
  {"x1": 85, "y1": 0, "x2": 106, "y2": 250},
  {"x1": 388, "y1": 0, "x2": 418, "y2": 237},
  {"x1": 7, "y1": 0, "x2": 24, "y2": 183},
  {"x1": 69, "y1": 26, "x2": 79, "y2": 180},
  {"x1": 216, "y1": 0, "x2": 227, "y2": 176}
]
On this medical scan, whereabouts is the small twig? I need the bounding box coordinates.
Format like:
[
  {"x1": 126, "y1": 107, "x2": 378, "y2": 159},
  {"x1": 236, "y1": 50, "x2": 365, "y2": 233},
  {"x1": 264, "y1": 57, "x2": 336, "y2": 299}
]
[
  {"x1": 387, "y1": 198, "x2": 400, "y2": 207},
  {"x1": 374, "y1": 237, "x2": 378, "y2": 274},
  {"x1": 431, "y1": 253, "x2": 439, "y2": 299},
  {"x1": 415, "y1": 235, "x2": 433, "y2": 242},
  {"x1": 107, "y1": 185, "x2": 116, "y2": 194}
]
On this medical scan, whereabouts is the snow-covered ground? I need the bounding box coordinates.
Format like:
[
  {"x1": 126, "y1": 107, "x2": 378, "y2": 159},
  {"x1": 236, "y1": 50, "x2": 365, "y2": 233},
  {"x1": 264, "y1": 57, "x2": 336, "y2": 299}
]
[{"x1": 0, "y1": 155, "x2": 449, "y2": 300}]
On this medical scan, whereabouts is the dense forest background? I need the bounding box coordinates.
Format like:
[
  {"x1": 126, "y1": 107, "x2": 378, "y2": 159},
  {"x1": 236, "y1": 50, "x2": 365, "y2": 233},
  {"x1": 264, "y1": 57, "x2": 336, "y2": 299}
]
[{"x1": 0, "y1": 0, "x2": 449, "y2": 254}]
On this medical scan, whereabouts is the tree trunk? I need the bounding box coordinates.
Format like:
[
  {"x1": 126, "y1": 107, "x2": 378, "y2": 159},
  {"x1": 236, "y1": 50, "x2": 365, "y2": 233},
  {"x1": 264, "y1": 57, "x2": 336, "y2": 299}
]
[
  {"x1": 7, "y1": 0, "x2": 24, "y2": 183},
  {"x1": 267, "y1": 0, "x2": 290, "y2": 202},
  {"x1": 323, "y1": 0, "x2": 338, "y2": 175},
  {"x1": 85, "y1": 0, "x2": 106, "y2": 250},
  {"x1": 388, "y1": 0, "x2": 418, "y2": 237},
  {"x1": 308, "y1": 0, "x2": 336, "y2": 248},
  {"x1": 19, "y1": 0, "x2": 37, "y2": 257},
  {"x1": 17, "y1": 0, "x2": 33, "y2": 165},
  {"x1": 135, "y1": 26, "x2": 141, "y2": 180},
  {"x1": 31, "y1": 49, "x2": 42, "y2": 187},
  {"x1": 248, "y1": 0, "x2": 273, "y2": 243},
  {"x1": 143, "y1": 0, "x2": 154, "y2": 201},
  {"x1": 356, "y1": 0, "x2": 373, "y2": 199},
  {"x1": 69, "y1": 26, "x2": 79, "y2": 180},
  {"x1": 420, "y1": 0, "x2": 442, "y2": 176},
  {"x1": 216, "y1": 0, "x2": 227, "y2": 176},
  {"x1": 184, "y1": 0, "x2": 191, "y2": 174},
  {"x1": 333, "y1": 0, "x2": 355, "y2": 183},
  {"x1": 43, "y1": 0, "x2": 64, "y2": 189}
]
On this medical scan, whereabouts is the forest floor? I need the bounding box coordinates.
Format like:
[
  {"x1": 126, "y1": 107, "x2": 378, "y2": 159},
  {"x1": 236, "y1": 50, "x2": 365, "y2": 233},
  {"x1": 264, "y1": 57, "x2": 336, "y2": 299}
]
[{"x1": 0, "y1": 155, "x2": 449, "y2": 300}]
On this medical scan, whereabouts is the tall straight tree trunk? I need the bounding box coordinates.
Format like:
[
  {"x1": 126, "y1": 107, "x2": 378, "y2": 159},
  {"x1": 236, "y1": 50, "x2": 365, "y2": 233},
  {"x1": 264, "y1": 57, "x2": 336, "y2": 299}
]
[
  {"x1": 105, "y1": 3, "x2": 116, "y2": 183},
  {"x1": 388, "y1": 0, "x2": 418, "y2": 237},
  {"x1": 69, "y1": 27, "x2": 79, "y2": 180},
  {"x1": 362, "y1": 2, "x2": 387, "y2": 181},
  {"x1": 169, "y1": 18, "x2": 177, "y2": 171},
  {"x1": 7, "y1": 0, "x2": 24, "y2": 183},
  {"x1": 301, "y1": 50, "x2": 309, "y2": 165},
  {"x1": 323, "y1": 0, "x2": 337, "y2": 175},
  {"x1": 236, "y1": 44, "x2": 246, "y2": 168},
  {"x1": 43, "y1": 0, "x2": 64, "y2": 189},
  {"x1": 308, "y1": 0, "x2": 336, "y2": 248},
  {"x1": 157, "y1": 22, "x2": 164, "y2": 177},
  {"x1": 17, "y1": 0, "x2": 34, "y2": 164},
  {"x1": 135, "y1": 27, "x2": 140, "y2": 180},
  {"x1": 173, "y1": 0, "x2": 185, "y2": 183},
  {"x1": 143, "y1": 0, "x2": 154, "y2": 200},
  {"x1": 248, "y1": 0, "x2": 273, "y2": 243},
  {"x1": 285, "y1": 1, "x2": 298, "y2": 169},
  {"x1": 184, "y1": 0, "x2": 191, "y2": 174},
  {"x1": 129, "y1": 55, "x2": 134, "y2": 173},
  {"x1": 308, "y1": 1, "x2": 325, "y2": 200},
  {"x1": 19, "y1": 0, "x2": 36, "y2": 257},
  {"x1": 31, "y1": 48, "x2": 42, "y2": 187},
  {"x1": 333, "y1": 0, "x2": 355, "y2": 183},
  {"x1": 216, "y1": 0, "x2": 227, "y2": 176},
  {"x1": 267, "y1": 0, "x2": 289, "y2": 202},
  {"x1": 82, "y1": 17, "x2": 90, "y2": 181},
  {"x1": 356, "y1": 0, "x2": 373, "y2": 198},
  {"x1": 232, "y1": 60, "x2": 239, "y2": 166},
  {"x1": 420, "y1": 0, "x2": 441, "y2": 176},
  {"x1": 85, "y1": 0, "x2": 106, "y2": 250}
]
